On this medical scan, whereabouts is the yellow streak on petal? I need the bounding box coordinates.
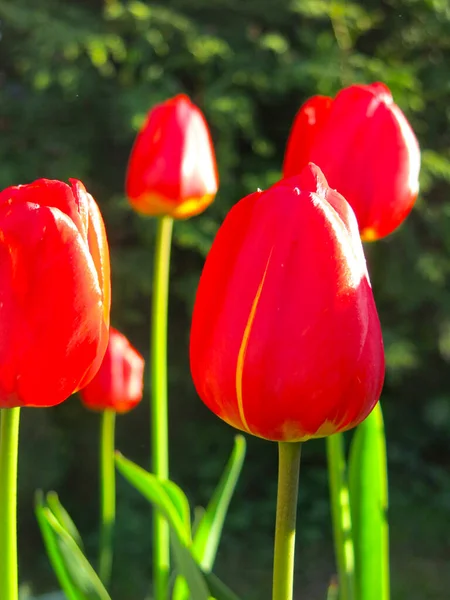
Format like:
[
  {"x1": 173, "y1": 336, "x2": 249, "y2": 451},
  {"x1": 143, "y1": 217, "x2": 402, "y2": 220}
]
[{"x1": 235, "y1": 249, "x2": 273, "y2": 433}]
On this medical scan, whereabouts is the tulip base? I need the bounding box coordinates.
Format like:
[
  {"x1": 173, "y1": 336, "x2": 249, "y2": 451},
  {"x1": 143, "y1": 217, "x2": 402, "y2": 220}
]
[
  {"x1": 272, "y1": 441, "x2": 302, "y2": 600},
  {"x1": 0, "y1": 407, "x2": 20, "y2": 600}
]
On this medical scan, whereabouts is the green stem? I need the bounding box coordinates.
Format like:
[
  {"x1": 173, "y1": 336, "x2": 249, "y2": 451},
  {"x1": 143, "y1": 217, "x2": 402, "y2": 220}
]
[
  {"x1": 0, "y1": 407, "x2": 21, "y2": 600},
  {"x1": 151, "y1": 215, "x2": 174, "y2": 600},
  {"x1": 99, "y1": 409, "x2": 116, "y2": 587},
  {"x1": 326, "y1": 433, "x2": 355, "y2": 600},
  {"x1": 272, "y1": 441, "x2": 302, "y2": 600},
  {"x1": 349, "y1": 402, "x2": 390, "y2": 600}
]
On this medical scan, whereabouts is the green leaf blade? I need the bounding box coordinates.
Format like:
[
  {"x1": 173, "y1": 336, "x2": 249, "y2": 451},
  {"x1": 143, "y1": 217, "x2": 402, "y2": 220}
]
[
  {"x1": 169, "y1": 532, "x2": 211, "y2": 600},
  {"x1": 115, "y1": 452, "x2": 190, "y2": 543},
  {"x1": 173, "y1": 436, "x2": 246, "y2": 600},
  {"x1": 35, "y1": 492, "x2": 83, "y2": 600},
  {"x1": 161, "y1": 479, "x2": 192, "y2": 542},
  {"x1": 192, "y1": 435, "x2": 246, "y2": 570},
  {"x1": 35, "y1": 493, "x2": 111, "y2": 600},
  {"x1": 46, "y1": 491, "x2": 84, "y2": 550},
  {"x1": 204, "y1": 571, "x2": 242, "y2": 600}
]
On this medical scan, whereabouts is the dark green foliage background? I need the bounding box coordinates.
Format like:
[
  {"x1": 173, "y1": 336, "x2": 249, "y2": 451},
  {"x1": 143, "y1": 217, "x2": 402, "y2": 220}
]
[{"x1": 1, "y1": 0, "x2": 450, "y2": 598}]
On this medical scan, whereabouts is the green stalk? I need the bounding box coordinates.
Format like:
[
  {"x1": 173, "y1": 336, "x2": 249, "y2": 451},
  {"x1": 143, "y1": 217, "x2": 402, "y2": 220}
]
[
  {"x1": 272, "y1": 441, "x2": 302, "y2": 600},
  {"x1": 326, "y1": 433, "x2": 355, "y2": 600},
  {"x1": 151, "y1": 215, "x2": 174, "y2": 600},
  {"x1": 349, "y1": 402, "x2": 389, "y2": 600},
  {"x1": 0, "y1": 407, "x2": 21, "y2": 600},
  {"x1": 99, "y1": 409, "x2": 116, "y2": 587}
]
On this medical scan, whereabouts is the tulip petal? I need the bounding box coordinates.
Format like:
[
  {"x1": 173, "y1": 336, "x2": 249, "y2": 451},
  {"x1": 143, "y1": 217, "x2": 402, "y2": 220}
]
[
  {"x1": 283, "y1": 95, "x2": 333, "y2": 178},
  {"x1": 0, "y1": 179, "x2": 87, "y2": 239},
  {"x1": 235, "y1": 248, "x2": 273, "y2": 434},
  {"x1": 0, "y1": 201, "x2": 104, "y2": 407},
  {"x1": 80, "y1": 328, "x2": 144, "y2": 413},
  {"x1": 190, "y1": 190, "x2": 268, "y2": 432}
]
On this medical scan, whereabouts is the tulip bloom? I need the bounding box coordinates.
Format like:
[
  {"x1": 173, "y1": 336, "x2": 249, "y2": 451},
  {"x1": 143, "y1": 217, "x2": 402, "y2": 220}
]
[
  {"x1": 80, "y1": 327, "x2": 144, "y2": 413},
  {"x1": 190, "y1": 164, "x2": 385, "y2": 442},
  {"x1": 126, "y1": 94, "x2": 219, "y2": 218},
  {"x1": 283, "y1": 83, "x2": 421, "y2": 241},
  {"x1": 0, "y1": 179, "x2": 110, "y2": 408}
]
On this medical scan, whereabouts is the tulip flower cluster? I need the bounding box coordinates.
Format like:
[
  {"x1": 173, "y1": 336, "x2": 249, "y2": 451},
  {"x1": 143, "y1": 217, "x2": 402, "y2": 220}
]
[{"x1": 0, "y1": 79, "x2": 421, "y2": 600}]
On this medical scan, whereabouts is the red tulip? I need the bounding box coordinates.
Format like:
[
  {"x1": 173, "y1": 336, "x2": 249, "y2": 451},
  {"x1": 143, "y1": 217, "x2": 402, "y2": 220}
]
[
  {"x1": 0, "y1": 179, "x2": 111, "y2": 408},
  {"x1": 80, "y1": 327, "x2": 144, "y2": 413},
  {"x1": 283, "y1": 83, "x2": 420, "y2": 241},
  {"x1": 126, "y1": 94, "x2": 219, "y2": 219},
  {"x1": 190, "y1": 164, "x2": 385, "y2": 442}
]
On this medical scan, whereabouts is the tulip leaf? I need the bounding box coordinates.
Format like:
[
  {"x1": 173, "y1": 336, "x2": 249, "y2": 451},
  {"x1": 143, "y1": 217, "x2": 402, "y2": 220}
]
[
  {"x1": 46, "y1": 491, "x2": 84, "y2": 550},
  {"x1": 35, "y1": 492, "x2": 111, "y2": 600},
  {"x1": 204, "y1": 571, "x2": 242, "y2": 600},
  {"x1": 172, "y1": 436, "x2": 246, "y2": 600},
  {"x1": 172, "y1": 561, "x2": 242, "y2": 600},
  {"x1": 192, "y1": 435, "x2": 246, "y2": 570},
  {"x1": 172, "y1": 576, "x2": 190, "y2": 600},
  {"x1": 36, "y1": 492, "x2": 83, "y2": 600},
  {"x1": 191, "y1": 506, "x2": 206, "y2": 538},
  {"x1": 348, "y1": 402, "x2": 390, "y2": 600},
  {"x1": 161, "y1": 479, "x2": 192, "y2": 541},
  {"x1": 116, "y1": 444, "x2": 245, "y2": 600},
  {"x1": 115, "y1": 452, "x2": 190, "y2": 544},
  {"x1": 169, "y1": 531, "x2": 211, "y2": 600}
]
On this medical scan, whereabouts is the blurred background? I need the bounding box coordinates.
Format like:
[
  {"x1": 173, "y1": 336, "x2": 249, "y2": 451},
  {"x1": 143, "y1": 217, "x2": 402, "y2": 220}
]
[{"x1": 1, "y1": 0, "x2": 450, "y2": 598}]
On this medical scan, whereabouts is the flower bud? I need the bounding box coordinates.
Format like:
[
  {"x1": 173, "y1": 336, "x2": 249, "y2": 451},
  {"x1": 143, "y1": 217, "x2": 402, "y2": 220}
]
[{"x1": 190, "y1": 164, "x2": 385, "y2": 442}]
